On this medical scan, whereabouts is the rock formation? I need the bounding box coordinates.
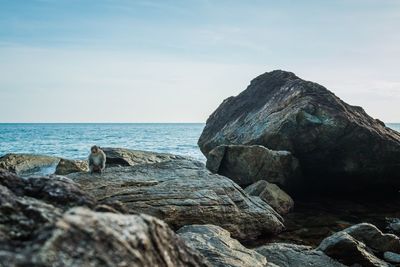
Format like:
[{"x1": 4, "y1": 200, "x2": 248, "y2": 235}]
[
  {"x1": 206, "y1": 145, "x2": 301, "y2": 188},
  {"x1": 318, "y1": 223, "x2": 400, "y2": 266},
  {"x1": 67, "y1": 157, "x2": 284, "y2": 241},
  {"x1": 198, "y1": 70, "x2": 400, "y2": 193}
]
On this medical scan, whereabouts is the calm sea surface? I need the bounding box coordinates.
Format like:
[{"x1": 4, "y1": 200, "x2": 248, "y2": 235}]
[
  {"x1": 0, "y1": 123, "x2": 399, "y2": 162},
  {"x1": 0, "y1": 123, "x2": 206, "y2": 161}
]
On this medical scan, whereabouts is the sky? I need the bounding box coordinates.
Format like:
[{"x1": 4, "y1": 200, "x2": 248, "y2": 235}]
[{"x1": 0, "y1": 0, "x2": 399, "y2": 123}]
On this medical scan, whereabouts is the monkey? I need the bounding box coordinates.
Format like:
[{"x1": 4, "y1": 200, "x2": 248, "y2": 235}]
[{"x1": 88, "y1": 145, "x2": 106, "y2": 174}]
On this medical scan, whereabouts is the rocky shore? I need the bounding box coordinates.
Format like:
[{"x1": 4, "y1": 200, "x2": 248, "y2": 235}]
[{"x1": 1, "y1": 70, "x2": 400, "y2": 267}]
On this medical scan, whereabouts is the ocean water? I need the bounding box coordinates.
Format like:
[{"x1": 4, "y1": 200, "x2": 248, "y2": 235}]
[
  {"x1": 0, "y1": 123, "x2": 206, "y2": 161},
  {"x1": 0, "y1": 123, "x2": 399, "y2": 163}
]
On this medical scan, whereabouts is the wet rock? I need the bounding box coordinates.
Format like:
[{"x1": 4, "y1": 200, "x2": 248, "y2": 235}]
[
  {"x1": 256, "y1": 243, "x2": 345, "y2": 267},
  {"x1": 68, "y1": 157, "x2": 284, "y2": 241},
  {"x1": 383, "y1": 251, "x2": 400, "y2": 264},
  {"x1": 245, "y1": 180, "x2": 294, "y2": 215},
  {"x1": 102, "y1": 147, "x2": 185, "y2": 167},
  {"x1": 178, "y1": 224, "x2": 267, "y2": 267},
  {"x1": 0, "y1": 153, "x2": 60, "y2": 176},
  {"x1": 206, "y1": 145, "x2": 301, "y2": 188},
  {"x1": 31, "y1": 207, "x2": 210, "y2": 267},
  {"x1": 318, "y1": 231, "x2": 389, "y2": 267},
  {"x1": 55, "y1": 158, "x2": 88, "y2": 175},
  {"x1": 198, "y1": 70, "x2": 400, "y2": 193}
]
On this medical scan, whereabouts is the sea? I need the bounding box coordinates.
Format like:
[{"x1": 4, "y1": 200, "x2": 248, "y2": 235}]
[
  {"x1": 0, "y1": 123, "x2": 399, "y2": 162},
  {"x1": 0, "y1": 123, "x2": 206, "y2": 161}
]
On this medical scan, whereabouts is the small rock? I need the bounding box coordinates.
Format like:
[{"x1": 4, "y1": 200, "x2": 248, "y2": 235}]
[
  {"x1": 0, "y1": 153, "x2": 59, "y2": 176},
  {"x1": 55, "y1": 158, "x2": 88, "y2": 175},
  {"x1": 245, "y1": 180, "x2": 294, "y2": 215},
  {"x1": 178, "y1": 224, "x2": 267, "y2": 267}
]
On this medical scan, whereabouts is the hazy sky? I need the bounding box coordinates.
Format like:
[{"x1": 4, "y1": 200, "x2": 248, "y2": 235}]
[{"x1": 0, "y1": 0, "x2": 399, "y2": 122}]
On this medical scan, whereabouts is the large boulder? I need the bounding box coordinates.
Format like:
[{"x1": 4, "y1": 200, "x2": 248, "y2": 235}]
[
  {"x1": 255, "y1": 243, "x2": 345, "y2": 267},
  {"x1": 206, "y1": 145, "x2": 301, "y2": 188},
  {"x1": 198, "y1": 70, "x2": 400, "y2": 193},
  {"x1": 55, "y1": 158, "x2": 89, "y2": 175},
  {"x1": 67, "y1": 156, "x2": 284, "y2": 241},
  {"x1": 32, "y1": 208, "x2": 209, "y2": 267},
  {"x1": 102, "y1": 147, "x2": 185, "y2": 167},
  {"x1": 0, "y1": 153, "x2": 60, "y2": 176},
  {"x1": 245, "y1": 180, "x2": 294, "y2": 215},
  {"x1": 178, "y1": 224, "x2": 268, "y2": 267}
]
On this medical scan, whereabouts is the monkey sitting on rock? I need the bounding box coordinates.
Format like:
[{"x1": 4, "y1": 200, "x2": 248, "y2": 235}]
[{"x1": 88, "y1": 145, "x2": 106, "y2": 174}]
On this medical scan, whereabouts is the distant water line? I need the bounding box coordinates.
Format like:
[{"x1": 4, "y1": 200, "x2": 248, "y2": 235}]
[{"x1": 0, "y1": 123, "x2": 399, "y2": 161}]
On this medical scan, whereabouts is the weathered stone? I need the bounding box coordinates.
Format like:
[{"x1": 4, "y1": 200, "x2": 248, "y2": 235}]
[
  {"x1": 256, "y1": 243, "x2": 345, "y2": 267},
  {"x1": 31, "y1": 207, "x2": 210, "y2": 267},
  {"x1": 0, "y1": 153, "x2": 59, "y2": 176},
  {"x1": 102, "y1": 147, "x2": 185, "y2": 167},
  {"x1": 245, "y1": 180, "x2": 294, "y2": 215},
  {"x1": 206, "y1": 145, "x2": 301, "y2": 188},
  {"x1": 198, "y1": 70, "x2": 400, "y2": 193},
  {"x1": 178, "y1": 224, "x2": 267, "y2": 267},
  {"x1": 340, "y1": 223, "x2": 400, "y2": 254},
  {"x1": 0, "y1": 184, "x2": 62, "y2": 243},
  {"x1": 68, "y1": 157, "x2": 284, "y2": 241},
  {"x1": 318, "y1": 231, "x2": 389, "y2": 267},
  {"x1": 55, "y1": 158, "x2": 88, "y2": 175},
  {"x1": 24, "y1": 175, "x2": 96, "y2": 209}
]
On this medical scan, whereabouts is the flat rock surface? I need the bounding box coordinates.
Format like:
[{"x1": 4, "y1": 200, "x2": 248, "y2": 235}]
[
  {"x1": 178, "y1": 224, "x2": 268, "y2": 267},
  {"x1": 67, "y1": 157, "x2": 284, "y2": 241},
  {"x1": 198, "y1": 70, "x2": 400, "y2": 193},
  {"x1": 102, "y1": 147, "x2": 186, "y2": 167}
]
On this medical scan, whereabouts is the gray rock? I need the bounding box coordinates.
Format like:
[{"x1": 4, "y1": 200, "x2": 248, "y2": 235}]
[
  {"x1": 32, "y1": 207, "x2": 210, "y2": 267},
  {"x1": 206, "y1": 145, "x2": 301, "y2": 188},
  {"x1": 245, "y1": 180, "x2": 294, "y2": 215},
  {"x1": 383, "y1": 251, "x2": 400, "y2": 263},
  {"x1": 67, "y1": 157, "x2": 284, "y2": 242},
  {"x1": 0, "y1": 153, "x2": 60, "y2": 176},
  {"x1": 0, "y1": 169, "x2": 95, "y2": 209},
  {"x1": 102, "y1": 147, "x2": 185, "y2": 167},
  {"x1": 55, "y1": 158, "x2": 89, "y2": 175},
  {"x1": 318, "y1": 232, "x2": 389, "y2": 267},
  {"x1": 340, "y1": 223, "x2": 400, "y2": 254},
  {"x1": 198, "y1": 70, "x2": 400, "y2": 193},
  {"x1": 178, "y1": 224, "x2": 267, "y2": 267},
  {"x1": 256, "y1": 243, "x2": 345, "y2": 267}
]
